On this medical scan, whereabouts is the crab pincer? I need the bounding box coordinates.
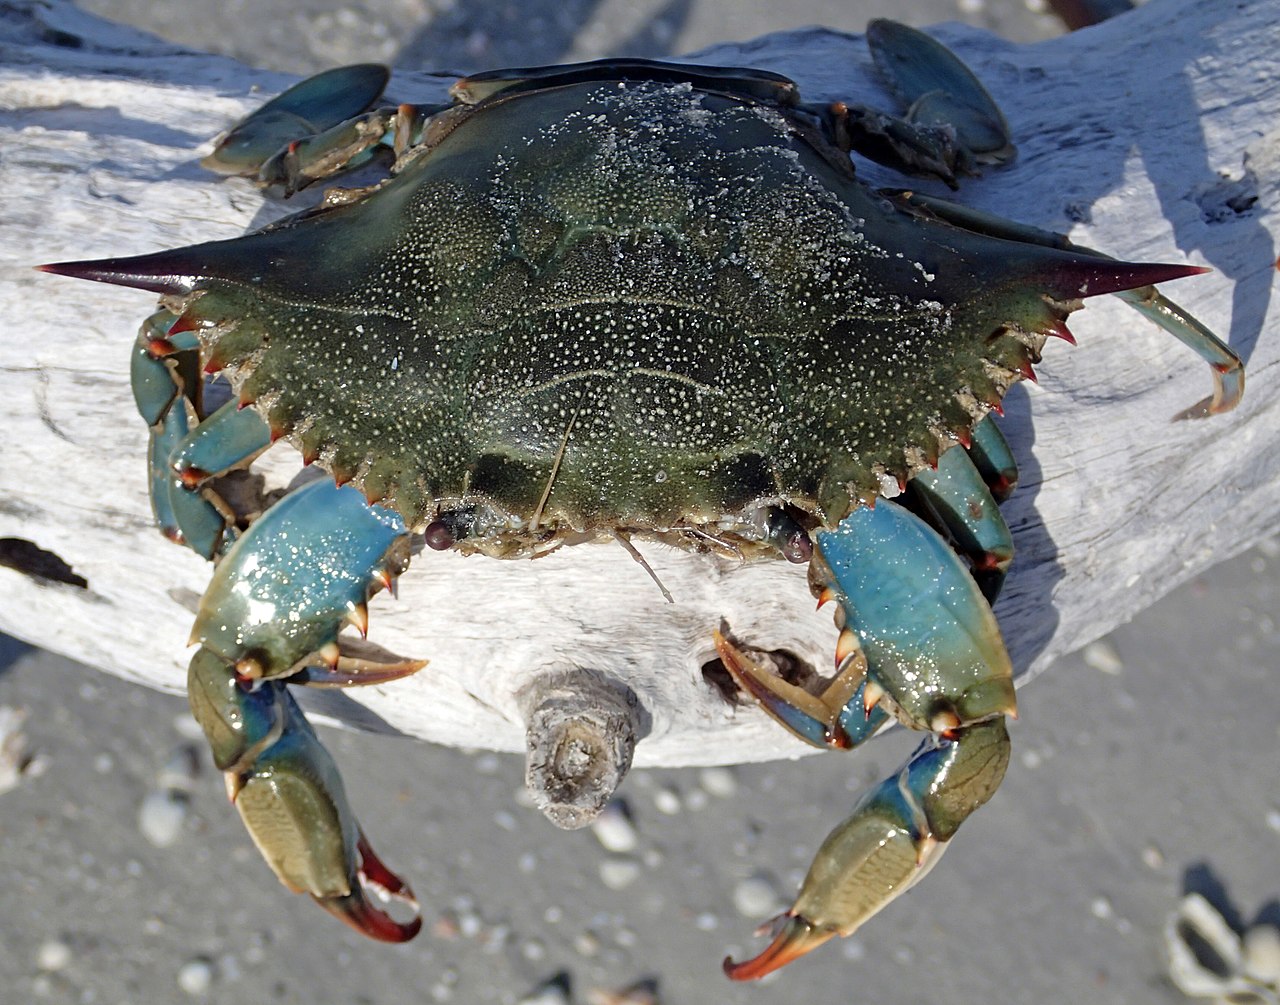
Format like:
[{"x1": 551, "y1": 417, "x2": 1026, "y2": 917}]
[
  {"x1": 185, "y1": 480, "x2": 425, "y2": 940},
  {"x1": 719, "y1": 498, "x2": 1014, "y2": 978}
]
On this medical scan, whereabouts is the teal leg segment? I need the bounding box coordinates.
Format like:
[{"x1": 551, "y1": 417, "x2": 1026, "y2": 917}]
[
  {"x1": 202, "y1": 64, "x2": 391, "y2": 177},
  {"x1": 168, "y1": 397, "x2": 272, "y2": 488},
  {"x1": 908, "y1": 444, "x2": 1014, "y2": 604},
  {"x1": 815, "y1": 499, "x2": 1015, "y2": 730},
  {"x1": 191, "y1": 478, "x2": 411, "y2": 680},
  {"x1": 965, "y1": 414, "x2": 1018, "y2": 502}
]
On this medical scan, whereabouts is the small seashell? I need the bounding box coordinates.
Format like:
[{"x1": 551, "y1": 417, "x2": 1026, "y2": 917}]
[
  {"x1": 155, "y1": 745, "x2": 200, "y2": 793},
  {"x1": 733, "y1": 873, "x2": 787, "y2": 919},
  {"x1": 591, "y1": 800, "x2": 638, "y2": 853},
  {"x1": 36, "y1": 938, "x2": 72, "y2": 972},
  {"x1": 1242, "y1": 924, "x2": 1280, "y2": 986},
  {"x1": 599, "y1": 856, "x2": 642, "y2": 890},
  {"x1": 651, "y1": 786, "x2": 681, "y2": 815},
  {"x1": 1082, "y1": 639, "x2": 1124, "y2": 674},
  {"x1": 699, "y1": 766, "x2": 737, "y2": 798},
  {"x1": 139, "y1": 789, "x2": 188, "y2": 848},
  {"x1": 517, "y1": 974, "x2": 571, "y2": 1005},
  {"x1": 0, "y1": 705, "x2": 33, "y2": 795},
  {"x1": 177, "y1": 957, "x2": 215, "y2": 996}
]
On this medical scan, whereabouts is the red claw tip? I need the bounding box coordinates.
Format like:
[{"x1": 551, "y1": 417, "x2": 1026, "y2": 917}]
[{"x1": 723, "y1": 915, "x2": 836, "y2": 981}]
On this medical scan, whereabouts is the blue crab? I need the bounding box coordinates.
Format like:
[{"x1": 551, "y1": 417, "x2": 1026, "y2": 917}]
[{"x1": 41, "y1": 21, "x2": 1243, "y2": 977}]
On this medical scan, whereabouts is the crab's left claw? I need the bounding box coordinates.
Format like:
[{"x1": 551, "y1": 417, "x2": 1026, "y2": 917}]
[
  {"x1": 188, "y1": 648, "x2": 423, "y2": 942},
  {"x1": 725, "y1": 498, "x2": 1014, "y2": 979},
  {"x1": 725, "y1": 718, "x2": 1009, "y2": 979}
]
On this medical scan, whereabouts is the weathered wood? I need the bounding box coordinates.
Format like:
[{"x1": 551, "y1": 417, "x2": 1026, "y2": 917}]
[{"x1": 0, "y1": 0, "x2": 1276, "y2": 768}]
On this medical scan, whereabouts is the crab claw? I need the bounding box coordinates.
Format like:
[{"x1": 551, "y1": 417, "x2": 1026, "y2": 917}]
[
  {"x1": 726, "y1": 720, "x2": 1009, "y2": 980},
  {"x1": 723, "y1": 913, "x2": 837, "y2": 980},
  {"x1": 188, "y1": 648, "x2": 422, "y2": 942}
]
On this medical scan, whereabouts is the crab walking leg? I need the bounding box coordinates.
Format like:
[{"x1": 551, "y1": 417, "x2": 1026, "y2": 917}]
[
  {"x1": 821, "y1": 18, "x2": 1016, "y2": 190},
  {"x1": 133, "y1": 310, "x2": 234, "y2": 556},
  {"x1": 201, "y1": 64, "x2": 390, "y2": 177},
  {"x1": 906, "y1": 443, "x2": 1015, "y2": 604},
  {"x1": 186, "y1": 478, "x2": 427, "y2": 939},
  {"x1": 964, "y1": 414, "x2": 1018, "y2": 502},
  {"x1": 131, "y1": 309, "x2": 275, "y2": 558},
  {"x1": 187, "y1": 651, "x2": 422, "y2": 941},
  {"x1": 890, "y1": 191, "x2": 1245, "y2": 417},
  {"x1": 723, "y1": 500, "x2": 1015, "y2": 979},
  {"x1": 200, "y1": 62, "x2": 452, "y2": 194}
]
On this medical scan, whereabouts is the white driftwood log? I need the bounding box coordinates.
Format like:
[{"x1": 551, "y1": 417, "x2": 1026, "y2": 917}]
[{"x1": 1, "y1": 0, "x2": 1277, "y2": 776}]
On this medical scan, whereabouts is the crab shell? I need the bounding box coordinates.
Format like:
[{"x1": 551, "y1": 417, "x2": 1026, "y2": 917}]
[{"x1": 48, "y1": 67, "x2": 1192, "y2": 551}]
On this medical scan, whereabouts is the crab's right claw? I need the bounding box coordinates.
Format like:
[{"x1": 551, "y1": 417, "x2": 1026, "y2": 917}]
[
  {"x1": 187, "y1": 648, "x2": 423, "y2": 942},
  {"x1": 725, "y1": 719, "x2": 1010, "y2": 980}
]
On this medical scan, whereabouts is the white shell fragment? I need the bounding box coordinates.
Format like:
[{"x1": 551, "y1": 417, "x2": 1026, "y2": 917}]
[
  {"x1": 138, "y1": 743, "x2": 200, "y2": 848},
  {"x1": 590, "y1": 799, "x2": 639, "y2": 853},
  {"x1": 1165, "y1": 893, "x2": 1280, "y2": 1004},
  {"x1": 0, "y1": 705, "x2": 34, "y2": 795}
]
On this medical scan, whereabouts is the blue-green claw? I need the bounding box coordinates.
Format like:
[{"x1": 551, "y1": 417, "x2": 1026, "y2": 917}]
[
  {"x1": 726, "y1": 719, "x2": 1010, "y2": 979},
  {"x1": 192, "y1": 479, "x2": 411, "y2": 679},
  {"x1": 816, "y1": 499, "x2": 1016, "y2": 730},
  {"x1": 186, "y1": 648, "x2": 422, "y2": 941}
]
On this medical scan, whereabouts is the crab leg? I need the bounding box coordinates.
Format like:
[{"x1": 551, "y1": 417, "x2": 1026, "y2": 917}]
[
  {"x1": 964, "y1": 414, "x2": 1018, "y2": 502},
  {"x1": 722, "y1": 499, "x2": 1014, "y2": 979},
  {"x1": 906, "y1": 441, "x2": 1014, "y2": 603},
  {"x1": 202, "y1": 64, "x2": 390, "y2": 177},
  {"x1": 130, "y1": 309, "x2": 275, "y2": 558},
  {"x1": 186, "y1": 478, "x2": 426, "y2": 940},
  {"x1": 133, "y1": 310, "x2": 237, "y2": 556},
  {"x1": 188, "y1": 651, "x2": 421, "y2": 940},
  {"x1": 820, "y1": 20, "x2": 1015, "y2": 187}
]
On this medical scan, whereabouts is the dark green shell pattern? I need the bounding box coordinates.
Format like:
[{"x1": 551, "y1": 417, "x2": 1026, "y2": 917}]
[{"x1": 164, "y1": 78, "x2": 1081, "y2": 552}]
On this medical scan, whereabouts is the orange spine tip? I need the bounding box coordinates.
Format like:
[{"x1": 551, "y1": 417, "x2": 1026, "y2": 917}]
[
  {"x1": 834, "y1": 628, "x2": 858, "y2": 668},
  {"x1": 346, "y1": 602, "x2": 370, "y2": 639},
  {"x1": 862, "y1": 678, "x2": 886, "y2": 718}
]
